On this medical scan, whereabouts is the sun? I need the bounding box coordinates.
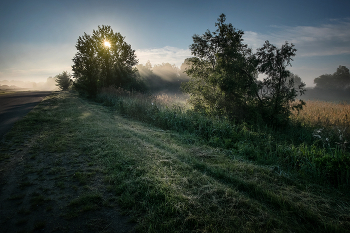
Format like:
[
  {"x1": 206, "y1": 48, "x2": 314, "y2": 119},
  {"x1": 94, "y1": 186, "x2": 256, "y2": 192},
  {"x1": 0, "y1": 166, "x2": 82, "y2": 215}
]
[{"x1": 104, "y1": 41, "x2": 111, "y2": 48}]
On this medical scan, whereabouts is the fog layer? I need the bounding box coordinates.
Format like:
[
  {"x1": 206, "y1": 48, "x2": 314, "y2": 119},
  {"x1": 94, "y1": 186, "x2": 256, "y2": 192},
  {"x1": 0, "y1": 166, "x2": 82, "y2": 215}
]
[
  {"x1": 0, "y1": 77, "x2": 58, "y2": 91},
  {"x1": 136, "y1": 60, "x2": 190, "y2": 94}
]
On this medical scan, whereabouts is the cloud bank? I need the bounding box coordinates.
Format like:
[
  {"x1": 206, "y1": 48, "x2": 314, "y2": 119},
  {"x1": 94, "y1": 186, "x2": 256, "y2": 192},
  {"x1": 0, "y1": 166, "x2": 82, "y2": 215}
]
[
  {"x1": 244, "y1": 18, "x2": 350, "y2": 57},
  {"x1": 136, "y1": 19, "x2": 350, "y2": 69}
]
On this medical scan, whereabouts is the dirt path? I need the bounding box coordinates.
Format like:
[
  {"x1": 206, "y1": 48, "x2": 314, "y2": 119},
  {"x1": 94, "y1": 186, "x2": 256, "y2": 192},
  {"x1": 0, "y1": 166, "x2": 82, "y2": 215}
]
[
  {"x1": 0, "y1": 93, "x2": 136, "y2": 233},
  {"x1": 0, "y1": 91, "x2": 52, "y2": 139}
]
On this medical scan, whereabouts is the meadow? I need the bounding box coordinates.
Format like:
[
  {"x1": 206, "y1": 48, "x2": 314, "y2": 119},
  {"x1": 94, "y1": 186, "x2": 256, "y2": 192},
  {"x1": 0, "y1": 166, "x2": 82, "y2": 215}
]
[
  {"x1": 97, "y1": 87, "x2": 350, "y2": 188},
  {"x1": 0, "y1": 90, "x2": 349, "y2": 232}
]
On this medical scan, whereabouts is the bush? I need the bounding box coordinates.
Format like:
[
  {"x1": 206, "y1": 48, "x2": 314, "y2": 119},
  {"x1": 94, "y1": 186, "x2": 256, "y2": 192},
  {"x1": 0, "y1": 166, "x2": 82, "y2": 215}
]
[{"x1": 55, "y1": 71, "x2": 72, "y2": 91}]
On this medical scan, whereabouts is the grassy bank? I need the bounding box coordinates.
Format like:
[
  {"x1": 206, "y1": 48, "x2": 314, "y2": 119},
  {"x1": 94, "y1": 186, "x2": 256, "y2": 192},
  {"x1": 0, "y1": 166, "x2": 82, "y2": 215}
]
[
  {"x1": 0, "y1": 91, "x2": 349, "y2": 232},
  {"x1": 97, "y1": 87, "x2": 350, "y2": 187}
]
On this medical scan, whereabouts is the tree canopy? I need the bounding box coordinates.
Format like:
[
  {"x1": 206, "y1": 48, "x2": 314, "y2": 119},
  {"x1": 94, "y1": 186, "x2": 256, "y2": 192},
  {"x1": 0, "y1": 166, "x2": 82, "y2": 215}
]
[
  {"x1": 314, "y1": 65, "x2": 350, "y2": 90},
  {"x1": 182, "y1": 14, "x2": 305, "y2": 126},
  {"x1": 72, "y1": 25, "x2": 145, "y2": 97}
]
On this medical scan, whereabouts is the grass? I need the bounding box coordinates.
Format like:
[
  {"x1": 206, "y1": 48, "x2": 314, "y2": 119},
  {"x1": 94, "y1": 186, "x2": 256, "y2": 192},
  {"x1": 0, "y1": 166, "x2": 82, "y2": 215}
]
[
  {"x1": 97, "y1": 87, "x2": 350, "y2": 187},
  {"x1": 0, "y1": 90, "x2": 349, "y2": 232},
  {"x1": 0, "y1": 90, "x2": 16, "y2": 95},
  {"x1": 64, "y1": 193, "x2": 103, "y2": 218}
]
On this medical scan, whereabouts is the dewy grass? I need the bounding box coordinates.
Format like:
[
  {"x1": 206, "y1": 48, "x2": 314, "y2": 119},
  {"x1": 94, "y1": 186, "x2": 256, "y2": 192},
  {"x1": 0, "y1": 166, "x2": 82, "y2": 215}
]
[
  {"x1": 1, "y1": 91, "x2": 349, "y2": 232},
  {"x1": 97, "y1": 87, "x2": 350, "y2": 187}
]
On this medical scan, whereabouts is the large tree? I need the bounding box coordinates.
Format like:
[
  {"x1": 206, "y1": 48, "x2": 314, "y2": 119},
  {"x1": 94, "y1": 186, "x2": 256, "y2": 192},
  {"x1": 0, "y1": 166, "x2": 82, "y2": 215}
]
[
  {"x1": 182, "y1": 14, "x2": 305, "y2": 125},
  {"x1": 72, "y1": 25, "x2": 143, "y2": 97},
  {"x1": 181, "y1": 14, "x2": 258, "y2": 119}
]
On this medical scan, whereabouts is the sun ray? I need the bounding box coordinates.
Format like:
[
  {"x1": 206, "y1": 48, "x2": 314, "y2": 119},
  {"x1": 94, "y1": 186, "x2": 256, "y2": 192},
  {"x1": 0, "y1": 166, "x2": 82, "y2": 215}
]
[{"x1": 104, "y1": 41, "x2": 111, "y2": 48}]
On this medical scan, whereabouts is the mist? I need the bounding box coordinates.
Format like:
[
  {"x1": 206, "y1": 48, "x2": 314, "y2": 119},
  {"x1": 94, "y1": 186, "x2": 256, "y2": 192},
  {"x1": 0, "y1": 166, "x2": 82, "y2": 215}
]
[
  {"x1": 136, "y1": 60, "x2": 190, "y2": 94},
  {"x1": 0, "y1": 77, "x2": 58, "y2": 91},
  {"x1": 298, "y1": 65, "x2": 350, "y2": 102}
]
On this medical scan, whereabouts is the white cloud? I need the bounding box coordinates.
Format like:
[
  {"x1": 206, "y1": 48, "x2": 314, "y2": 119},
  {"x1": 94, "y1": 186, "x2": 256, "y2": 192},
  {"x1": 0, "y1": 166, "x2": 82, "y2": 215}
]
[
  {"x1": 135, "y1": 46, "x2": 191, "y2": 67},
  {"x1": 243, "y1": 19, "x2": 350, "y2": 57},
  {"x1": 242, "y1": 19, "x2": 350, "y2": 87},
  {"x1": 243, "y1": 31, "x2": 265, "y2": 51}
]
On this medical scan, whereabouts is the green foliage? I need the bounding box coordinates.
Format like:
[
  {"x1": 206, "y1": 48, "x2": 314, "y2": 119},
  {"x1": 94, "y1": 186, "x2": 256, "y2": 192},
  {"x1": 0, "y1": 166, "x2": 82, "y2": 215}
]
[
  {"x1": 72, "y1": 25, "x2": 146, "y2": 97},
  {"x1": 314, "y1": 65, "x2": 350, "y2": 90},
  {"x1": 55, "y1": 71, "x2": 72, "y2": 91},
  {"x1": 256, "y1": 41, "x2": 306, "y2": 125},
  {"x1": 182, "y1": 14, "x2": 306, "y2": 126},
  {"x1": 181, "y1": 14, "x2": 257, "y2": 120},
  {"x1": 97, "y1": 88, "x2": 350, "y2": 187}
]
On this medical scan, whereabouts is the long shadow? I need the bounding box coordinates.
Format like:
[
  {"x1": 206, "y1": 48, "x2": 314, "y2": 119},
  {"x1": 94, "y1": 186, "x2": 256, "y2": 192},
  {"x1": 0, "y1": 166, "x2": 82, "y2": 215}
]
[{"x1": 106, "y1": 113, "x2": 348, "y2": 232}]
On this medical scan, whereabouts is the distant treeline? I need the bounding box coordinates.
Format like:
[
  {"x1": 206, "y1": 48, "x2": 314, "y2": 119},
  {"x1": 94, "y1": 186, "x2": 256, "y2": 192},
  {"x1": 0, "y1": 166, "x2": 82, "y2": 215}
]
[
  {"x1": 0, "y1": 77, "x2": 57, "y2": 91},
  {"x1": 302, "y1": 65, "x2": 350, "y2": 102}
]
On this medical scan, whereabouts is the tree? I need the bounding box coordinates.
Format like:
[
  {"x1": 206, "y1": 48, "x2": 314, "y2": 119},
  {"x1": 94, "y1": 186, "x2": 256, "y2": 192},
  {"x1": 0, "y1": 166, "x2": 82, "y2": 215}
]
[
  {"x1": 181, "y1": 14, "x2": 257, "y2": 119},
  {"x1": 287, "y1": 73, "x2": 303, "y2": 90},
  {"x1": 72, "y1": 25, "x2": 144, "y2": 97},
  {"x1": 314, "y1": 65, "x2": 350, "y2": 90},
  {"x1": 179, "y1": 58, "x2": 191, "y2": 80},
  {"x1": 55, "y1": 71, "x2": 72, "y2": 91},
  {"x1": 182, "y1": 14, "x2": 305, "y2": 126},
  {"x1": 256, "y1": 41, "x2": 306, "y2": 125}
]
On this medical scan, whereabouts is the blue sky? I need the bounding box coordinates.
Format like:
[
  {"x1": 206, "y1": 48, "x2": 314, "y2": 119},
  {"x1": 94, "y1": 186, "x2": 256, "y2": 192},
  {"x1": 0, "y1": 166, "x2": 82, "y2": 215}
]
[{"x1": 0, "y1": 0, "x2": 349, "y2": 87}]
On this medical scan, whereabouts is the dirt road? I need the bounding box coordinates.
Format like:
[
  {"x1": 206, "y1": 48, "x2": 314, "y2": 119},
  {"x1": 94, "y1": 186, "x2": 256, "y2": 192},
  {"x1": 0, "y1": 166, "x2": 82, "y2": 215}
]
[{"x1": 0, "y1": 91, "x2": 52, "y2": 139}]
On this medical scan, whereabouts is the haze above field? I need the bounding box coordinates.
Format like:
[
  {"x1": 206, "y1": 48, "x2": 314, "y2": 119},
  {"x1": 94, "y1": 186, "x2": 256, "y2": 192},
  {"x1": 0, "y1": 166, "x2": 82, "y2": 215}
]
[{"x1": 0, "y1": 0, "x2": 349, "y2": 87}]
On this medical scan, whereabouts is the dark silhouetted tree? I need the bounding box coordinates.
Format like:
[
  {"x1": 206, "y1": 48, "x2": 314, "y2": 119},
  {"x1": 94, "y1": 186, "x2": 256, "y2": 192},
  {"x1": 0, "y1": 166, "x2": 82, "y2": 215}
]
[
  {"x1": 256, "y1": 41, "x2": 306, "y2": 125},
  {"x1": 287, "y1": 73, "x2": 303, "y2": 90},
  {"x1": 72, "y1": 25, "x2": 144, "y2": 97},
  {"x1": 55, "y1": 71, "x2": 72, "y2": 91}
]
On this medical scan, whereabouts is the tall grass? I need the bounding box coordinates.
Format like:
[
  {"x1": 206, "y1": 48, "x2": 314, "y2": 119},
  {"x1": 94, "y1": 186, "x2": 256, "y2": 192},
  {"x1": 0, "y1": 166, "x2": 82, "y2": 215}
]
[
  {"x1": 97, "y1": 87, "x2": 350, "y2": 187},
  {"x1": 292, "y1": 100, "x2": 350, "y2": 150}
]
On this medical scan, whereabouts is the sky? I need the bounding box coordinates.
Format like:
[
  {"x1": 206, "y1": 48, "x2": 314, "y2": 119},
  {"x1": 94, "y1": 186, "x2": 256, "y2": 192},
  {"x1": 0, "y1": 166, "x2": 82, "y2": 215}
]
[{"x1": 0, "y1": 0, "x2": 350, "y2": 87}]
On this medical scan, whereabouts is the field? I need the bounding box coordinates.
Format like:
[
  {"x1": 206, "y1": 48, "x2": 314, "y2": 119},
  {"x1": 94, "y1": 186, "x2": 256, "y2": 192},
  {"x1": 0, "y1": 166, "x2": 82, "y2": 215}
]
[
  {"x1": 292, "y1": 100, "x2": 350, "y2": 151},
  {"x1": 0, "y1": 90, "x2": 349, "y2": 232}
]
